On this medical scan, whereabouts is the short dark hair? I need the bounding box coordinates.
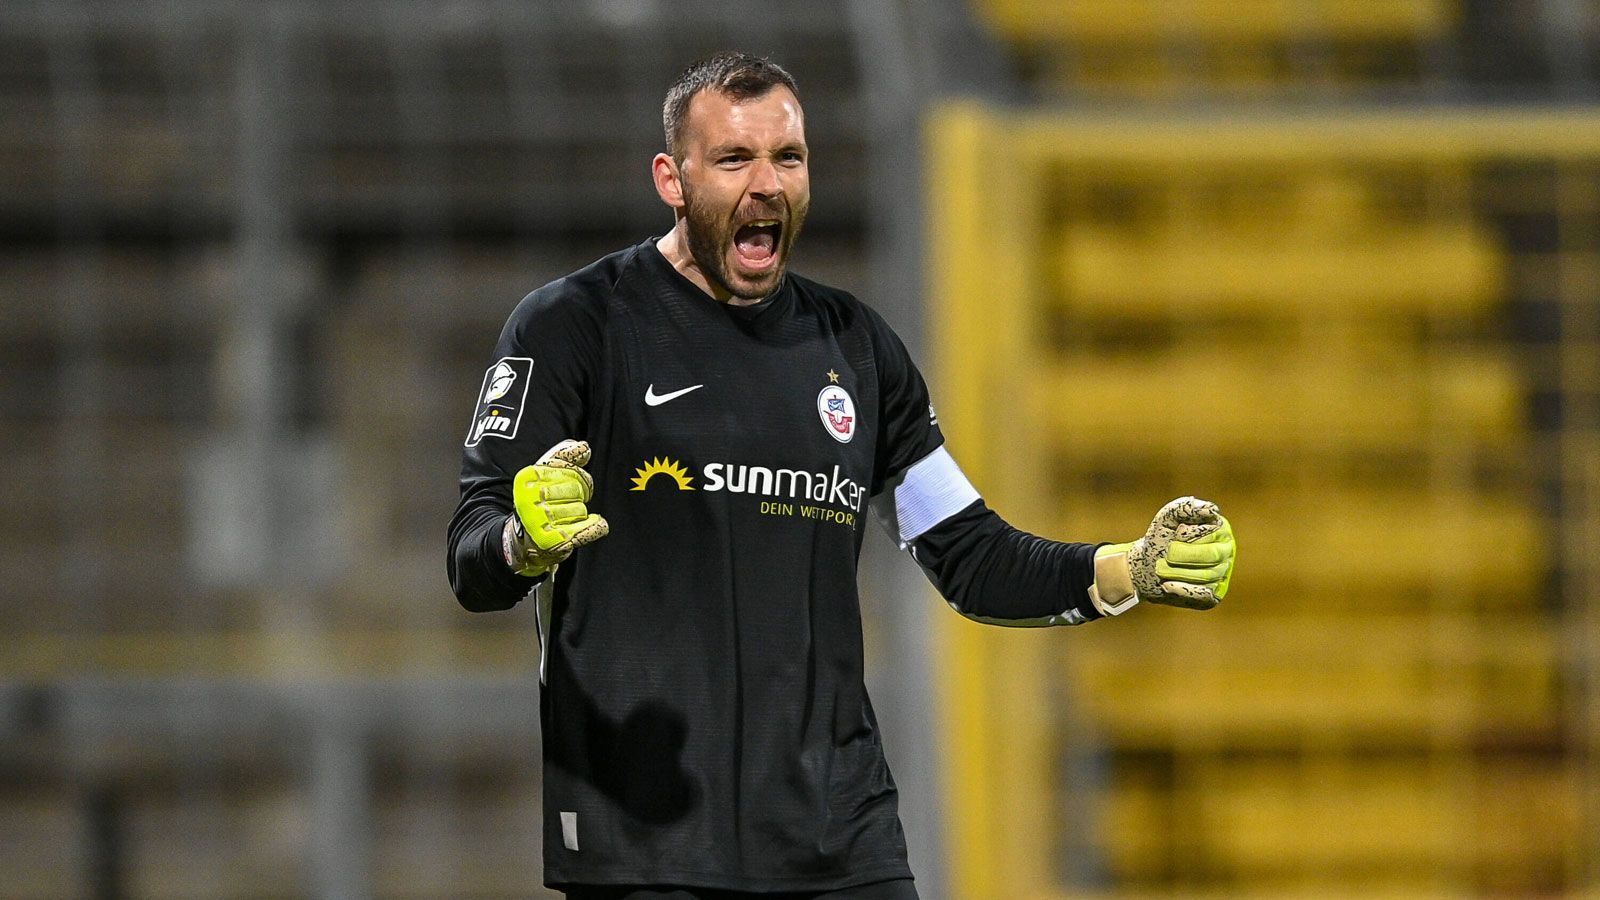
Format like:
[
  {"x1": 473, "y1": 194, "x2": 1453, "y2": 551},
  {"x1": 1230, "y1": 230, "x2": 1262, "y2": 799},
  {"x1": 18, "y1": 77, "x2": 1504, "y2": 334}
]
[{"x1": 662, "y1": 52, "x2": 800, "y2": 160}]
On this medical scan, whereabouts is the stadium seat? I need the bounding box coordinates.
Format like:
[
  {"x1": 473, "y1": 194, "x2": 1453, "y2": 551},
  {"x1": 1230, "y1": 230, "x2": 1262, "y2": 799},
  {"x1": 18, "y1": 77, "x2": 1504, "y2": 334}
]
[
  {"x1": 1033, "y1": 348, "x2": 1524, "y2": 454},
  {"x1": 1059, "y1": 225, "x2": 1502, "y2": 316},
  {"x1": 978, "y1": 0, "x2": 1454, "y2": 44},
  {"x1": 1066, "y1": 613, "x2": 1559, "y2": 744},
  {"x1": 973, "y1": 0, "x2": 1456, "y2": 98}
]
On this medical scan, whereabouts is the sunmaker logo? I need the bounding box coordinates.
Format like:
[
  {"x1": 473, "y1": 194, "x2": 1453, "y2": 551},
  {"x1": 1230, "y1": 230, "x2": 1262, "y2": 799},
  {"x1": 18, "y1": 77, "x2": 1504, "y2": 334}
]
[
  {"x1": 701, "y1": 463, "x2": 865, "y2": 513},
  {"x1": 629, "y1": 455, "x2": 868, "y2": 527}
]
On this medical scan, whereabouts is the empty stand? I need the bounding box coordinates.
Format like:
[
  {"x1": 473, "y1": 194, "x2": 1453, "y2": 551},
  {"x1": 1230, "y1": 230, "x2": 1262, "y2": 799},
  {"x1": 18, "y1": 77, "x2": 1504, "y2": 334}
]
[{"x1": 930, "y1": 95, "x2": 1592, "y2": 896}]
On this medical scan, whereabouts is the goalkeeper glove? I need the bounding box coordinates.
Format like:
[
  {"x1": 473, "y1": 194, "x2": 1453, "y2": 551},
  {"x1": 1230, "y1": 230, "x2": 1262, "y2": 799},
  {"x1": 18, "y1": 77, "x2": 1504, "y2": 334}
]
[
  {"x1": 502, "y1": 439, "x2": 610, "y2": 577},
  {"x1": 1088, "y1": 496, "x2": 1235, "y2": 615}
]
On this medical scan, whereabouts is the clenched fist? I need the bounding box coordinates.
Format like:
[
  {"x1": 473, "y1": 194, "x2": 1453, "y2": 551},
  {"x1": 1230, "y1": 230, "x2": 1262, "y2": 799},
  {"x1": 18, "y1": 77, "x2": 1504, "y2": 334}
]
[
  {"x1": 503, "y1": 439, "x2": 610, "y2": 577},
  {"x1": 1088, "y1": 496, "x2": 1235, "y2": 615}
]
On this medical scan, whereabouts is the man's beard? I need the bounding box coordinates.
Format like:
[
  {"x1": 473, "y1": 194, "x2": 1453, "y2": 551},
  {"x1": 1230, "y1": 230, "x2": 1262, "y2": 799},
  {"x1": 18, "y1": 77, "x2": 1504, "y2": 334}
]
[{"x1": 681, "y1": 183, "x2": 806, "y2": 301}]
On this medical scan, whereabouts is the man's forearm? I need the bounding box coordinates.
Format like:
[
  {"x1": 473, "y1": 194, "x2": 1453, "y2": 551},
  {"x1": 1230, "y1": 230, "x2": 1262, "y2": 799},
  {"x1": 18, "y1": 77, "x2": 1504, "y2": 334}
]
[
  {"x1": 907, "y1": 499, "x2": 1102, "y2": 626},
  {"x1": 447, "y1": 495, "x2": 537, "y2": 612}
]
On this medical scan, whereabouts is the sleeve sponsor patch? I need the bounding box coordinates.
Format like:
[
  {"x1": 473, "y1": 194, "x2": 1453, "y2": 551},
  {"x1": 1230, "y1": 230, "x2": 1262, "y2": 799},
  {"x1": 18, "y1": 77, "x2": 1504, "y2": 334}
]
[{"x1": 465, "y1": 357, "x2": 533, "y2": 447}]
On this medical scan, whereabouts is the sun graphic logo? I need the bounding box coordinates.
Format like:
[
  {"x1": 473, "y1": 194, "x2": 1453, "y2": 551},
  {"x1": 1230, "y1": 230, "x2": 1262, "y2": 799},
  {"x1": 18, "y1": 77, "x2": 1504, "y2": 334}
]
[{"x1": 630, "y1": 457, "x2": 695, "y2": 491}]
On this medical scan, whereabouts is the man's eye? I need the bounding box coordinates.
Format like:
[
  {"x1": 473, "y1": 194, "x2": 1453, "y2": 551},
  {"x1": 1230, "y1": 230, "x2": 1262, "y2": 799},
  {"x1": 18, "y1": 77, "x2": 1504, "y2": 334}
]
[{"x1": 719, "y1": 156, "x2": 745, "y2": 165}]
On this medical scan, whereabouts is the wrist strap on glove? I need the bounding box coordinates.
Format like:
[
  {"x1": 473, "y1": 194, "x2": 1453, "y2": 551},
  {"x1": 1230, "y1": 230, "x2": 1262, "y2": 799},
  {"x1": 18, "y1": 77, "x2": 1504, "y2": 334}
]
[
  {"x1": 1088, "y1": 543, "x2": 1139, "y2": 617},
  {"x1": 503, "y1": 514, "x2": 550, "y2": 578}
]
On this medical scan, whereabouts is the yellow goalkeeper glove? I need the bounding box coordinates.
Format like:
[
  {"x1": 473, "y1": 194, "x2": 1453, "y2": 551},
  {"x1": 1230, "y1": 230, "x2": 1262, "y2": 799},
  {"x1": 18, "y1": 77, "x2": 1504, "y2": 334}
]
[
  {"x1": 502, "y1": 439, "x2": 610, "y2": 577},
  {"x1": 1089, "y1": 496, "x2": 1235, "y2": 615}
]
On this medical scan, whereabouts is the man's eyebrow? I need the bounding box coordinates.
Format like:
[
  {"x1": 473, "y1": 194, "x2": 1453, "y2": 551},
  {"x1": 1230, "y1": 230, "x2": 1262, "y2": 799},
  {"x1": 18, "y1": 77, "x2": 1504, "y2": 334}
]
[{"x1": 705, "y1": 142, "x2": 807, "y2": 157}]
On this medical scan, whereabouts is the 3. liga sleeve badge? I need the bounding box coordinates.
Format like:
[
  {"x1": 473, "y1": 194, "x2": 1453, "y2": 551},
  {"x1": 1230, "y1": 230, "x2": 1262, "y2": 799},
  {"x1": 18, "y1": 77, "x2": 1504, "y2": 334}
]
[
  {"x1": 465, "y1": 357, "x2": 533, "y2": 447},
  {"x1": 817, "y1": 384, "x2": 857, "y2": 443}
]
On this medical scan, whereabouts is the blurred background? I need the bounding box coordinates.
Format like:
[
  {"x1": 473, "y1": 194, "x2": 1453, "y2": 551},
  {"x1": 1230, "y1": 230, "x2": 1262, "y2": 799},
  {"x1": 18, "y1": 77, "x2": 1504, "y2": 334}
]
[{"x1": 1, "y1": 0, "x2": 1598, "y2": 896}]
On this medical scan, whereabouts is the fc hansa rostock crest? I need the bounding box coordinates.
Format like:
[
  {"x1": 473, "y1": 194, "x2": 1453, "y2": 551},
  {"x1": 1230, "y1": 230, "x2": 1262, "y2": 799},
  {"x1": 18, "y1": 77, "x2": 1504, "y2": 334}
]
[{"x1": 817, "y1": 385, "x2": 856, "y2": 443}]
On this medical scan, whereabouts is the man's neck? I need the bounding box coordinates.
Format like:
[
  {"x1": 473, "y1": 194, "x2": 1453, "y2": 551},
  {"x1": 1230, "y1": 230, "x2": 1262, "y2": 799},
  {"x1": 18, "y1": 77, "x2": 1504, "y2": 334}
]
[{"x1": 655, "y1": 224, "x2": 764, "y2": 307}]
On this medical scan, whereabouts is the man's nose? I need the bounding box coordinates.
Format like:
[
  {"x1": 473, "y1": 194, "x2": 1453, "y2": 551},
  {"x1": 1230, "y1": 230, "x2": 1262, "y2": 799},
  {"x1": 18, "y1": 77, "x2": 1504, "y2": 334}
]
[{"x1": 748, "y1": 158, "x2": 783, "y2": 199}]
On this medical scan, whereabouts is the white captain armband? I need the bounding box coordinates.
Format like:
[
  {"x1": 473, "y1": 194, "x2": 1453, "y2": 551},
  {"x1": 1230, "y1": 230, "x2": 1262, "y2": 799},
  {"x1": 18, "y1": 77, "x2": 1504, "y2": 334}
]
[{"x1": 870, "y1": 445, "x2": 981, "y2": 548}]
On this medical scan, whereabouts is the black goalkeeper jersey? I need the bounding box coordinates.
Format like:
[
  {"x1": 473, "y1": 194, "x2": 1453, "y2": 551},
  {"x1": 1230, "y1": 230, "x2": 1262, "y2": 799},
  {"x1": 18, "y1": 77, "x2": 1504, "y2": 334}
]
[{"x1": 449, "y1": 238, "x2": 1102, "y2": 892}]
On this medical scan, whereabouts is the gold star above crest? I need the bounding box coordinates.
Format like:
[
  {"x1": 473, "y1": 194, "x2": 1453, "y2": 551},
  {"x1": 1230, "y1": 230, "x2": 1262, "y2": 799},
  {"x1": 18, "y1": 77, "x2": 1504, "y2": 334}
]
[{"x1": 826, "y1": 369, "x2": 840, "y2": 384}]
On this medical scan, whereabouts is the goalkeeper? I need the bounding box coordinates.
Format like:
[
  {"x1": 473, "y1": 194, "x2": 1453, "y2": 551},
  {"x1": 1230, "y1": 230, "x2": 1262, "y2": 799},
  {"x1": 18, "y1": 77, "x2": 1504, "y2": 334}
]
[{"x1": 448, "y1": 51, "x2": 1235, "y2": 900}]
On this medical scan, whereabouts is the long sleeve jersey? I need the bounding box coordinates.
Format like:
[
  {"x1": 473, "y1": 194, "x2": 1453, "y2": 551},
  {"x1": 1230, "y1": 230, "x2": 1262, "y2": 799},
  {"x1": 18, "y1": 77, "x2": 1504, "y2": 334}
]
[{"x1": 447, "y1": 238, "x2": 1101, "y2": 893}]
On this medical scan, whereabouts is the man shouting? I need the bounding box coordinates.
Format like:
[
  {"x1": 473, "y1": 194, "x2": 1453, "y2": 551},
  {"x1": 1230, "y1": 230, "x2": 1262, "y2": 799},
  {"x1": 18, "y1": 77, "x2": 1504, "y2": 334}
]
[{"x1": 448, "y1": 51, "x2": 1236, "y2": 900}]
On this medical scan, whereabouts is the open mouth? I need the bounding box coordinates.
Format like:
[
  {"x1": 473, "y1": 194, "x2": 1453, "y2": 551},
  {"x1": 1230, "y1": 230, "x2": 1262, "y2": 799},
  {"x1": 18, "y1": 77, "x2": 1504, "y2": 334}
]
[{"x1": 733, "y1": 219, "x2": 783, "y2": 271}]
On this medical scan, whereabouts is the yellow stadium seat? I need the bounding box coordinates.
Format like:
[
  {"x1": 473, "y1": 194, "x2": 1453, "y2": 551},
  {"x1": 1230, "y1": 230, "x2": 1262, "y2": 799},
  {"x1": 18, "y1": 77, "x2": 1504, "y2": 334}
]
[
  {"x1": 1059, "y1": 226, "x2": 1503, "y2": 316},
  {"x1": 979, "y1": 0, "x2": 1454, "y2": 45},
  {"x1": 1066, "y1": 613, "x2": 1559, "y2": 746},
  {"x1": 1032, "y1": 349, "x2": 1524, "y2": 454},
  {"x1": 1188, "y1": 757, "x2": 1458, "y2": 870}
]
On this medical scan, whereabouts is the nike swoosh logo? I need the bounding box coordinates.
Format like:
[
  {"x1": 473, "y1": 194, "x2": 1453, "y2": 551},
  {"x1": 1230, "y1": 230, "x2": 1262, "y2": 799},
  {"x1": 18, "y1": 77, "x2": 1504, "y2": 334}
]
[{"x1": 645, "y1": 383, "x2": 704, "y2": 406}]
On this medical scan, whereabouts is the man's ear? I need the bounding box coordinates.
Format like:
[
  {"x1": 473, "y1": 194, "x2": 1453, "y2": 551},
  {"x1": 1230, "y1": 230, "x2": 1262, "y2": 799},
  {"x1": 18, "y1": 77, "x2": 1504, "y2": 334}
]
[{"x1": 652, "y1": 153, "x2": 684, "y2": 210}]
